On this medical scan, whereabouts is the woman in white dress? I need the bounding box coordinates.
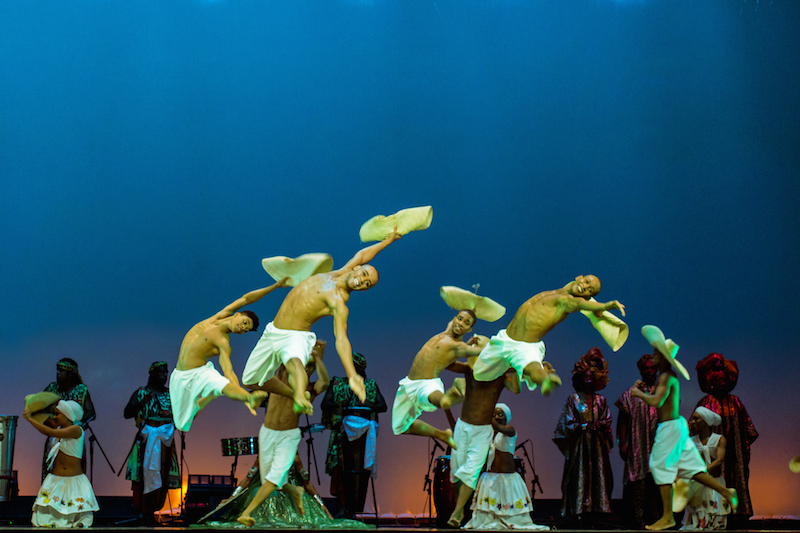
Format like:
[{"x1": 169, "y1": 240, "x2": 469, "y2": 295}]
[
  {"x1": 680, "y1": 407, "x2": 731, "y2": 530},
  {"x1": 464, "y1": 403, "x2": 548, "y2": 530},
  {"x1": 24, "y1": 400, "x2": 99, "y2": 528}
]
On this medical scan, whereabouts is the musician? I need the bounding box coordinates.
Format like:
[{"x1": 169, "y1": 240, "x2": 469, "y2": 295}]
[
  {"x1": 321, "y1": 352, "x2": 387, "y2": 517},
  {"x1": 123, "y1": 361, "x2": 180, "y2": 524}
]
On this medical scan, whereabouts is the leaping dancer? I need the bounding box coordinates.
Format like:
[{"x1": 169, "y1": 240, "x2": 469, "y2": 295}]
[
  {"x1": 242, "y1": 229, "x2": 401, "y2": 415},
  {"x1": 473, "y1": 275, "x2": 625, "y2": 394},
  {"x1": 169, "y1": 279, "x2": 290, "y2": 431}
]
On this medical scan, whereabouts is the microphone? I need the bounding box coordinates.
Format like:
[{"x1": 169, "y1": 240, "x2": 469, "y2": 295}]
[{"x1": 515, "y1": 439, "x2": 531, "y2": 451}]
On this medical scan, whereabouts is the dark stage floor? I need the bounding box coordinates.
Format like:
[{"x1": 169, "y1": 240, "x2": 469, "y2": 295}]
[{"x1": 1, "y1": 496, "x2": 798, "y2": 531}]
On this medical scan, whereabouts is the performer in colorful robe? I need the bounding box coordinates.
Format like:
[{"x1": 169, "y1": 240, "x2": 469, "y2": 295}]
[
  {"x1": 25, "y1": 400, "x2": 99, "y2": 528},
  {"x1": 616, "y1": 353, "x2": 661, "y2": 528},
  {"x1": 695, "y1": 353, "x2": 758, "y2": 525},
  {"x1": 123, "y1": 361, "x2": 180, "y2": 523},
  {"x1": 552, "y1": 347, "x2": 614, "y2": 522}
]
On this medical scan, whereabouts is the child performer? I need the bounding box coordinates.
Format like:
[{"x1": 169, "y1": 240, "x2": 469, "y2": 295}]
[
  {"x1": 24, "y1": 400, "x2": 99, "y2": 528},
  {"x1": 631, "y1": 326, "x2": 736, "y2": 531}
]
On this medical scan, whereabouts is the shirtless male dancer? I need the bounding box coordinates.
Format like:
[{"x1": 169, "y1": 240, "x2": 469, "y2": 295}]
[
  {"x1": 243, "y1": 229, "x2": 401, "y2": 415},
  {"x1": 169, "y1": 279, "x2": 289, "y2": 432},
  {"x1": 391, "y1": 310, "x2": 486, "y2": 449},
  {"x1": 444, "y1": 341, "x2": 520, "y2": 527},
  {"x1": 237, "y1": 340, "x2": 330, "y2": 527},
  {"x1": 631, "y1": 346, "x2": 737, "y2": 530},
  {"x1": 474, "y1": 274, "x2": 625, "y2": 394}
]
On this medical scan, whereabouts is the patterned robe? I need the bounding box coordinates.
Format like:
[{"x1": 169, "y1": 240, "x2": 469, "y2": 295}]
[
  {"x1": 696, "y1": 394, "x2": 758, "y2": 517},
  {"x1": 553, "y1": 392, "x2": 614, "y2": 517},
  {"x1": 124, "y1": 386, "x2": 180, "y2": 489}
]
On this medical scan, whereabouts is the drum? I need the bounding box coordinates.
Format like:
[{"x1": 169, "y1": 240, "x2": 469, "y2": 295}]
[
  {"x1": 433, "y1": 455, "x2": 457, "y2": 527},
  {"x1": 0, "y1": 415, "x2": 18, "y2": 502},
  {"x1": 220, "y1": 437, "x2": 258, "y2": 457}
]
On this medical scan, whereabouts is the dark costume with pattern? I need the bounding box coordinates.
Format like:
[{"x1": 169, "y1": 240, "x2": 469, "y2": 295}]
[
  {"x1": 615, "y1": 354, "x2": 661, "y2": 528},
  {"x1": 552, "y1": 348, "x2": 613, "y2": 519},
  {"x1": 695, "y1": 353, "x2": 758, "y2": 519},
  {"x1": 321, "y1": 354, "x2": 386, "y2": 517},
  {"x1": 42, "y1": 359, "x2": 94, "y2": 481}
]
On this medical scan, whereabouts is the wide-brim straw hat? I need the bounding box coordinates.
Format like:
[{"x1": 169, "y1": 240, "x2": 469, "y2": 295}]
[
  {"x1": 641, "y1": 324, "x2": 690, "y2": 380},
  {"x1": 440, "y1": 285, "x2": 506, "y2": 322},
  {"x1": 359, "y1": 206, "x2": 433, "y2": 242},
  {"x1": 579, "y1": 298, "x2": 629, "y2": 352},
  {"x1": 262, "y1": 253, "x2": 334, "y2": 287},
  {"x1": 24, "y1": 392, "x2": 62, "y2": 424}
]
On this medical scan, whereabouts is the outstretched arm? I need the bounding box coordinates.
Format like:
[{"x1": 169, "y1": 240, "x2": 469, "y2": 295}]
[
  {"x1": 341, "y1": 228, "x2": 400, "y2": 271},
  {"x1": 331, "y1": 301, "x2": 366, "y2": 402},
  {"x1": 561, "y1": 295, "x2": 625, "y2": 317},
  {"x1": 216, "y1": 278, "x2": 290, "y2": 319},
  {"x1": 217, "y1": 343, "x2": 241, "y2": 388}
]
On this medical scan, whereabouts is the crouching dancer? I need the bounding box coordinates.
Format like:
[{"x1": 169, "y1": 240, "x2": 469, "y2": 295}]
[{"x1": 25, "y1": 400, "x2": 99, "y2": 528}]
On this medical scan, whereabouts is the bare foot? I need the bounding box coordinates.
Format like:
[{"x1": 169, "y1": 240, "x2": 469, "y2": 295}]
[
  {"x1": 645, "y1": 516, "x2": 676, "y2": 531},
  {"x1": 236, "y1": 515, "x2": 255, "y2": 527},
  {"x1": 283, "y1": 484, "x2": 305, "y2": 516},
  {"x1": 727, "y1": 488, "x2": 738, "y2": 513},
  {"x1": 440, "y1": 379, "x2": 465, "y2": 410},
  {"x1": 540, "y1": 373, "x2": 561, "y2": 396},
  {"x1": 245, "y1": 391, "x2": 268, "y2": 415},
  {"x1": 447, "y1": 508, "x2": 464, "y2": 527},
  {"x1": 444, "y1": 429, "x2": 457, "y2": 451},
  {"x1": 293, "y1": 391, "x2": 313, "y2": 415}
]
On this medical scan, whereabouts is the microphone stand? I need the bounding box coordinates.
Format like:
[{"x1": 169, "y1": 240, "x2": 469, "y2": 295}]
[
  {"x1": 302, "y1": 415, "x2": 321, "y2": 485},
  {"x1": 517, "y1": 440, "x2": 542, "y2": 507},
  {"x1": 422, "y1": 438, "x2": 443, "y2": 524},
  {"x1": 84, "y1": 421, "x2": 115, "y2": 483}
]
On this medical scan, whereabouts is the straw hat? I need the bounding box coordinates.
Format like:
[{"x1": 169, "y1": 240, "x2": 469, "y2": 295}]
[
  {"x1": 261, "y1": 253, "x2": 334, "y2": 287},
  {"x1": 641, "y1": 325, "x2": 690, "y2": 380},
  {"x1": 790, "y1": 455, "x2": 800, "y2": 473},
  {"x1": 579, "y1": 299, "x2": 629, "y2": 352},
  {"x1": 440, "y1": 286, "x2": 506, "y2": 322},
  {"x1": 359, "y1": 206, "x2": 433, "y2": 242},
  {"x1": 24, "y1": 392, "x2": 62, "y2": 424}
]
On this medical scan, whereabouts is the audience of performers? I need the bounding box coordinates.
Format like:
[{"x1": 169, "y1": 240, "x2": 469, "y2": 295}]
[
  {"x1": 463, "y1": 403, "x2": 547, "y2": 530},
  {"x1": 122, "y1": 361, "x2": 181, "y2": 524},
  {"x1": 695, "y1": 353, "x2": 758, "y2": 528},
  {"x1": 552, "y1": 347, "x2": 614, "y2": 524},
  {"x1": 616, "y1": 352, "x2": 661, "y2": 529},
  {"x1": 679, "y1": 406, "x2": 732, "y2": 530},
  {"x1": 321, "y1": 352, "x2": 387, "y2": 518},
  {"x1": 41, "y1": 358, "x2": 95, "y2": 481}
]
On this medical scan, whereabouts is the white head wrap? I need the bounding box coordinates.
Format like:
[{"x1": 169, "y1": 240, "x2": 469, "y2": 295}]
[
  {"x1": 495, "y1": 403, "x2": 511, "y2": 424},
  {"x1": 57, "y1": 400, "x2": 84, "y2": 424},
  {"x1": 694, "y1": 406, "x2": 721, "y2": 428}
]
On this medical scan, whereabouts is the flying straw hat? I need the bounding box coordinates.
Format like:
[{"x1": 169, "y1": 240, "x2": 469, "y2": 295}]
[
  {"x1": 641, "y1": 325, "x2": 690, "y2": 380},
  {"x1": 359, "y1": 206, "x2": 433, "y2": 242},
  {"x1": 579, "y1": 298, "x2": 629, "y2": 352},
  {"x1": 24, "y1": 392, "x2": 62, "y2": 424},
  {"x1": 790, "y1": 455, "x2": 800, "y2": 473},
  {"x1": 440, "y1": 286, "x2": 506, "y2": 322},
  {"x1": 261, "y1": 253, "x2": 334, "y2": 287}
]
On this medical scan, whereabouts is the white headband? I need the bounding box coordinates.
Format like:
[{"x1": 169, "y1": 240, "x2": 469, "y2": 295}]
[
  {"x1": 496, "y1": 403, "x2": 511, "y2": 424},
  {"x1": 56, "y1": 400, "x2": 84, "y2": 424},
  {"x1": 694, "y1": 406, "x2": 721, "y2": 428}
]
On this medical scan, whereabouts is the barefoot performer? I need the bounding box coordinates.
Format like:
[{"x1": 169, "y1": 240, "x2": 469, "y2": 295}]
[
  {"x1": 474, "y1": 275, "x2": 625, "y2": 395},
  {"x1": 237, "y1": 341, "x2": 330, "y2": 527},
  {"x1": 631, "y1": 325, "x2": 737, "y2": 531},
  {"x1": 243, "y1": 230, "x2": 401, "y2": 414},
  {"x1": 444, "y1": 339, "x2": 520, "y2": 528},
  {"x1": 391, "y1": 310, "x2": 486, "y2": 449},
  {"x1": 169, "y1": 279, "x2": 290, "y2": 431}
]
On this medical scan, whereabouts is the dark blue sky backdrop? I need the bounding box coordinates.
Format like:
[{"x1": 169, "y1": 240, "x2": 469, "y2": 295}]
[{"x1": 2, "y1": 0, "x2": 799, "y2": 516}]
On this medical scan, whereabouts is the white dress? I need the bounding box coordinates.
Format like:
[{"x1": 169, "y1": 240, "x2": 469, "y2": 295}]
[
  {"x1": 681, "y1": 433, "x2": 730, "y2": 530},
  {"x1": 463, "y1": 432, "x2": 548, "y2": 530},
  {"x1": 32, "y1": 428, "x2": 99, "y2": 527}
]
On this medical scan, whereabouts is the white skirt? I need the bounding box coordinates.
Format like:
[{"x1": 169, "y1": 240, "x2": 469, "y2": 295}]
[
  {"x1": 32, "y1": 473, "x2": 99, "y2": 528},
  {"x1": 464, "y1": 472, "x2": 548, "y2": 530}
]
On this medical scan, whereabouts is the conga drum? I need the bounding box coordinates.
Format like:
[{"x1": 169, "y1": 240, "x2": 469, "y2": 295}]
[{"x1": 433, "y1": 455, "x2": 457, "y2": 528}]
